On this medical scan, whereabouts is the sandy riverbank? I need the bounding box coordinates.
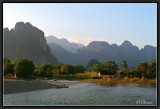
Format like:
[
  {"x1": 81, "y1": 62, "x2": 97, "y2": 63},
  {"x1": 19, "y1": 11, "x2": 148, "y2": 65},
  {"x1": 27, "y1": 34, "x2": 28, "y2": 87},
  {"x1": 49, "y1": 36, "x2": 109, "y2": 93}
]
[{"x1": 3, "y1": 79, "x2": 69, "y2": 95}]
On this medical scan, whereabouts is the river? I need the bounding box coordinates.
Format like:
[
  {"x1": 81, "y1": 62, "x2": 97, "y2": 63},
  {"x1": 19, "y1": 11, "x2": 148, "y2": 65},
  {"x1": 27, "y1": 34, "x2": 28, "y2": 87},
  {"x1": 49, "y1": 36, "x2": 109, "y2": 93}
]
[{"x1": 3, "y1": 80, "x2": 157, "y2": 106}]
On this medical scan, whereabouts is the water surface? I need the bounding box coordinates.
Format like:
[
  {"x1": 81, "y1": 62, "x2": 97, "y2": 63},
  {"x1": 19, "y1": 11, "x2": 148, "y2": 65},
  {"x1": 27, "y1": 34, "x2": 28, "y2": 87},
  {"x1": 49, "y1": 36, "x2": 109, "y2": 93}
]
[{"x1": 3, "y1": 80, "x2": 157, "y2": 106}]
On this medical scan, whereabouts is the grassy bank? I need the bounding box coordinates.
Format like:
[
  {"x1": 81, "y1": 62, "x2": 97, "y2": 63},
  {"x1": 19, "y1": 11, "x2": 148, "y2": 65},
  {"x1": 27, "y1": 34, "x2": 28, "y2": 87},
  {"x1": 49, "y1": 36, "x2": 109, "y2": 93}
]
[
  {"x1": 81, "y1": 77, "x2": 157, "y2": 84},
  {"x1": 53, "y1": 72, "x2": 100, "y2": 80},
  {"x1": 53, "y1": 72, "x2": 156, "y2": 84},
  {"x1": 4, "y1": 79, "x2": 66, "y2": 95}
]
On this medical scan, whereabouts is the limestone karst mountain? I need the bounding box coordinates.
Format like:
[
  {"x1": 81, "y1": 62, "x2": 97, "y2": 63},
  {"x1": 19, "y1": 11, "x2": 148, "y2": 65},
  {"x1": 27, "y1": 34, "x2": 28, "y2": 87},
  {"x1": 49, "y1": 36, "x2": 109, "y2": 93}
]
[
  {"x1": 4, "y1": 22, "x2": 156, "y2": 67},
  {"x1": 4, "y1": 22, "x2": 58, "y2": 64}
]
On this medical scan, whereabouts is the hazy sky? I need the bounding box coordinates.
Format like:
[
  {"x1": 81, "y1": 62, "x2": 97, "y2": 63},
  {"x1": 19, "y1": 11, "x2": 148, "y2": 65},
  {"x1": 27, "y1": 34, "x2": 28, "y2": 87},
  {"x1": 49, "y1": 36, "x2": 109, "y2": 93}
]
[{"x1": 3, "y1": 3, "x2": 157, "y2": 48}]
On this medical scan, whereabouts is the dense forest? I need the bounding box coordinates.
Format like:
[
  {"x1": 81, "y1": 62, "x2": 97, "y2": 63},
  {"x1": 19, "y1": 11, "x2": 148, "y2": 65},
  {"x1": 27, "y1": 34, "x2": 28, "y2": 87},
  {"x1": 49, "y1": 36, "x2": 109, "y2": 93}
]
[{"x1": 4, "y1": 58, "x2": 156, "y2": 80}]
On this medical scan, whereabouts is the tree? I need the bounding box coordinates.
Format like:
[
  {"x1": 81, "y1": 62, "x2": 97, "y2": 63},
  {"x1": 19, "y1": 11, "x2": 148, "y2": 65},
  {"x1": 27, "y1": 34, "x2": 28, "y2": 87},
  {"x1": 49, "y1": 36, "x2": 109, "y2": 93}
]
[
  {"x1": 75, "y1": 65, "x2": 85, "y2": 73},
  {"x1": 51, "y1": 64, "x2": 61, "y2": 76},
  {"x1": 61, "y1": 64, "x2": 68, "y2": 75},
  {"x1": 103, "y1": 61, "x2": 118, "y2": 75},
  {"x1": 138, "y1": 61, "x2": 148, "y2": 77},
  {"x1": 4, "y1": 58, "x2": 13, "y2": 75},
  {"x1": 120, "y1": 60, "x2": 129, "y2": 75},
  {"x1": 86, "y1": 59, "x2": 99, "y2": 69},
  {"x1": 147, "y1": 59, "x2": 156, "y2": 78},
  {"x1": 92, "y1": 63, "x2": 102, "y2": 72},
  {"x1": 37, "y1": 64, "x2": 54, "y2": 77},
  {"x1": 150, "y1": 59, "x2": 156, "y2": 73},
  {"x1": 68, "y1": 65, "x2": 76, "y2": 75},
  {"x1": 33, "y1": 65, "x2": 41, "y2": 77},
  {"x1": 13, "y1": 59, "x2": 34, "y2": 79},
  {"x1": 99, "y1": 64, "x2": 108, "y2": 75},
  {"x1": 121, "y1": 60, "x2": 128, "y2": 70}
]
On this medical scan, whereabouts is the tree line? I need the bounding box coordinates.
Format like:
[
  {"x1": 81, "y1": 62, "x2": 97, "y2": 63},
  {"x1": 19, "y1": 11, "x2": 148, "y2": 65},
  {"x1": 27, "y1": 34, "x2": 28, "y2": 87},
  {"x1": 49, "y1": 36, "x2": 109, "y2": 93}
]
[
  {"x1": 87, "y1": 59, "x2": 156, "y2": 79},
  {"x1": 4, "y1": 58, "x2": 156, "y2": 79}
]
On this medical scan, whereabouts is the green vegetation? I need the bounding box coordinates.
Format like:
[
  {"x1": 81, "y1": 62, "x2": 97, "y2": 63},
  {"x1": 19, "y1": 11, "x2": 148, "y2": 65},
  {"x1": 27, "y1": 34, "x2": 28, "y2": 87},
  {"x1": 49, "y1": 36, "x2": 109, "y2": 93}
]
[
  {"x1": 121, "y1": 60, "x2": 129, "y2": 74},
  {"x1": 13, "y1": 59, "x2": 34, "y2": 79},
  {"x1": 3, "y1": 58, "x2": 156, "y2": 80},
  {"x1": 103, "y1": 61, "x2": 118, "y2": 75},
  {"x1": 4, "y1": 58, "x2": 14, "y2": 75},
  {"x1": 86, "y1": 59, "x2": 99, "y2": 69}
]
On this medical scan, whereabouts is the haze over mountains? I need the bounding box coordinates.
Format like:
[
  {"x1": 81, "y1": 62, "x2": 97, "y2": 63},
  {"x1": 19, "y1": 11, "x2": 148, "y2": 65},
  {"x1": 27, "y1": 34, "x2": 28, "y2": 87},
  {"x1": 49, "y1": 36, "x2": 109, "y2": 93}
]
[
  {"x1": 47, "y1": 37, "x2": 156, "y2": 68},
  {"x1": 4, "y1": 22, "x2": 156, "y2": 67},
  {"x1": 46, "y1": 36, "x2": 85, "y2": 53}
]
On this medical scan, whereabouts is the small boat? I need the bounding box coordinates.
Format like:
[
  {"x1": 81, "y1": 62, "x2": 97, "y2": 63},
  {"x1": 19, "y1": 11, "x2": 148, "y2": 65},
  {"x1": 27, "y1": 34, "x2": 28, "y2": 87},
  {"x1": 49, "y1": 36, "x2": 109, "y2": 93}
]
[{"x1": 63, "y1": 84, "x2": 69, "y2": 88}]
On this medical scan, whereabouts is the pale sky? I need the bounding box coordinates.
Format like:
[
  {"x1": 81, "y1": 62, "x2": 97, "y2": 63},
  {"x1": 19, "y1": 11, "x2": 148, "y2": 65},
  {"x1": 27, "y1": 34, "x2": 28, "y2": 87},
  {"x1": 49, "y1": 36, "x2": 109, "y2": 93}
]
[{"x1": 3, "y1": 3, "x2": 157, "y2": 48}]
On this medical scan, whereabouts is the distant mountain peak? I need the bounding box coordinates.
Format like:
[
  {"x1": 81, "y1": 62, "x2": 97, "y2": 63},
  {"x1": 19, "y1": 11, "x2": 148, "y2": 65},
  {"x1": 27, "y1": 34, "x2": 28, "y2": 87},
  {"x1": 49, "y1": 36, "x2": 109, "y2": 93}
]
[
  {"x1": 14, "y1": 22, "x2": 35, "y2": 32},
  {"x1": 144, "y1": 45, "x2": 155, "y2": 48},
  {"x1": 25, "y1": 22, "x2": 33, "y2": 27},
  {"x1": 15, "y1": 21, "x2": 25, "y2": 25},
  {"x1": 15, "y1": 22, "x2": 25, "y2": 29},
  {"x1": 86, "y1": 41, "x2": 110, "y2": 52},
  {"x1": 121, "y1": 40, "x2": 132, "y2": 46},
  {"x1": 111, "y1": 44, "x2": 118, "y2": 46},
  {"x1": 4, "y1": 27, "x2": 9, "y2": 32},
  {"x1": 46, "y1": 36, "x2": 85, "y2": 53},
  {"x1": 48, "y1": 36, "x2": 69, "y2": 43},
  {"x1": 88, "y1": 41, "x2": 109, "y2": 46}
]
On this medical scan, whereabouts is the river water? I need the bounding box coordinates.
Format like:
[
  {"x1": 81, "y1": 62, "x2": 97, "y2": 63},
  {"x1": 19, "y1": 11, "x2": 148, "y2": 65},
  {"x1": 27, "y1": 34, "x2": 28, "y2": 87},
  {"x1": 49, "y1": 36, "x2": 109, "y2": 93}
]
[{"x1": 3, "y1": 80, "x2": 157, "y2": 106}]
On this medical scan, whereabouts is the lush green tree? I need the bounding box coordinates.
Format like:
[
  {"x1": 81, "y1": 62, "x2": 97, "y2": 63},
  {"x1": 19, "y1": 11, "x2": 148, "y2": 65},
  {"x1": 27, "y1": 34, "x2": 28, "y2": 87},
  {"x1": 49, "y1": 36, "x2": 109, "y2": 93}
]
[
  {"x1": 75, "y1": 65, "x2": 85, "y2": 73},
  {"x1": 13, "y1": 59, "x2": 34, "y2": 79},
  {"x1": 51, "y1": 64, "x2": 61, "y2": 76},
  {"x1": 146, "y1": 59, "x2": 156, "y2": 78},
  {"x1": 68, "y1": 65, "x2": 76, "y2": 75},
  {"x1": 131, "y1": 69, "x2": 142, "y2": 78},
  {"x1": 92, "y1": 63, "x2": 102, "y2": 72},
  {"x1": 4, "y1": 58, "x2": 14, "y2": 75},
  {"x1": 32, "y1": 64, "x2": 40, "y2": 77},
  {"x1": 103, "y1": 61, "x2": 118, "y2": 75},
  {"x1": 99, "y1": 64, "x2": 108, "y2": 75},
  {"x1": 150, "y1": 59, "x2": 156, "y2": 73},
  {"x1": 138, "y1": 61, "x2": 148, "y2": 77},
  {"x1": 37, "y1": 64, "x2": 53, "y2": 77},
  {"x1": 86, "y1": 59, "x2": 99, "y2": 69},
  {"x1": 61, "y1": 64, "x2": 68, "y2": 75}
]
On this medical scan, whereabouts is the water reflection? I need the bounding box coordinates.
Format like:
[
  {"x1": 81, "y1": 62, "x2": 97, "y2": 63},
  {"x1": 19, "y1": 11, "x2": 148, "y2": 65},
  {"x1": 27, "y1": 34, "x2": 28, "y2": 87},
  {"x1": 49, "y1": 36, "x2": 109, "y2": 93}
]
[
  {"x1": 97, "y1": 82, "x2": 156, "y2": 88},
  {"x1": 137, "y1": 82, "x2": 156, "y2": 88},
  {"x1": 97, "y1": 83, "x2": 118, "y2": 87}
]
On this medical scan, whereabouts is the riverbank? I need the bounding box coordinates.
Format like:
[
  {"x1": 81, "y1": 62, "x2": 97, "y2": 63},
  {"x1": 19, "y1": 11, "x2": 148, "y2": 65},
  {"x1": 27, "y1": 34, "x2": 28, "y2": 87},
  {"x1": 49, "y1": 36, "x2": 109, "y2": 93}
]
[
  {"x1": 81, "y1": 77, "x2": 157, "y2": 84},
  {"x1": 4, "y1": 77, "x2": 156, "y2": 95},
  {"x1": 4, "y1": 79, "x2": 68, "y2": 95}
]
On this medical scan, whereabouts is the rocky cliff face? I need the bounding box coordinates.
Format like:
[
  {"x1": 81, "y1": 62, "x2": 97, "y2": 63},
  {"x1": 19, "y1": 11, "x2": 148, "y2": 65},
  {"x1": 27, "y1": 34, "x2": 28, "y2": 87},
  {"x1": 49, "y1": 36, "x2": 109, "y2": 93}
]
[{"x1": 4, "y1": 22, "x2": 58, "y2": 65}]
